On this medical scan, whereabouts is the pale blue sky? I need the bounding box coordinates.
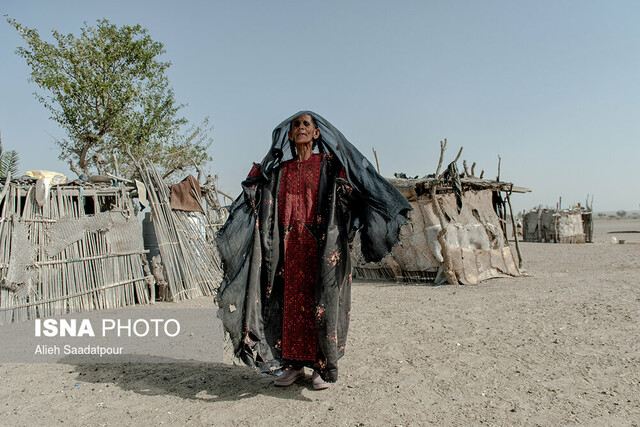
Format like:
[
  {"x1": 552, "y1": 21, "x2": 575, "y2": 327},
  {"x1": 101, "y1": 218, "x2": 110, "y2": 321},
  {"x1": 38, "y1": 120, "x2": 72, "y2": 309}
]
[{"x1": 1, "y1": 0, "x2": 638, "y2": 213}]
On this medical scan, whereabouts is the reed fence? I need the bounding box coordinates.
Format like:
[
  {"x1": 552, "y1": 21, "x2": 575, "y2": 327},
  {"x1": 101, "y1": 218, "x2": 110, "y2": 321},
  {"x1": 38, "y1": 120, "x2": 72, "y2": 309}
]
[
  {"x1": 138, "y1": 161, "x2": 223, "y2": 301},
  {"x1": 0, "y1": 180, "x2": 151, "y2": 324}
]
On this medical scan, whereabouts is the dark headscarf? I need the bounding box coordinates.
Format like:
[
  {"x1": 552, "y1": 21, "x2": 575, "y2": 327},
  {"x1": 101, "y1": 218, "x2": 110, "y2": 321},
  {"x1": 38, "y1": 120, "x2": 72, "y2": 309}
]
[{"x1": 259, "y1": 111, "x2": 411, "y2": 228}]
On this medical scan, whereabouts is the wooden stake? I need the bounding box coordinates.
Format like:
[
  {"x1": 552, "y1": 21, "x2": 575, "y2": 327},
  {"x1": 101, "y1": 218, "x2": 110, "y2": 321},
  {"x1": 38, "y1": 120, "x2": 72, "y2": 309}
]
[
  {"x1": 113, "y1": 152, "x2": 120, "y2": 177},
  {"x1": 430, "y1": 138, "x2": 460, "y2": 285},
  {"x1": 506, "y1": 185, "x2": 523, "y2": 269},
  {"x1": 372, "y1": 148, "x2": 381, "y2": 174}
]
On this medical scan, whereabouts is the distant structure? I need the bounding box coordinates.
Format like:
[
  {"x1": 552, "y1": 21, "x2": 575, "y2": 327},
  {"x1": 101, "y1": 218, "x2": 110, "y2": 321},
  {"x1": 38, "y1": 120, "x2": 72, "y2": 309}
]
[{"x1": 522, "y1": 203, "x2": 593, "y2": 244}]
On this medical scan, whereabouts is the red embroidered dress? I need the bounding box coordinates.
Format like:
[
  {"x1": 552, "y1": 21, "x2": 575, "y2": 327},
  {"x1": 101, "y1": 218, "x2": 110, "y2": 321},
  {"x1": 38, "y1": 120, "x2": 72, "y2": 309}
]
[
  {"x1": 216, "y1": 111, "x2": 412, "y2": 383},
  {"x1": 278, "y1": 153, "x2": 324, "y2": 360}
]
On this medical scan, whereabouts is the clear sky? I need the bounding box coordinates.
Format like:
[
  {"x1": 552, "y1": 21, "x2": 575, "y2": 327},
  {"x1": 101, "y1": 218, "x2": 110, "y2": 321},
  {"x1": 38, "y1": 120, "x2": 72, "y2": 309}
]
[{"x1": 1, "y1": 0, "x2": 638, "y2": 213}]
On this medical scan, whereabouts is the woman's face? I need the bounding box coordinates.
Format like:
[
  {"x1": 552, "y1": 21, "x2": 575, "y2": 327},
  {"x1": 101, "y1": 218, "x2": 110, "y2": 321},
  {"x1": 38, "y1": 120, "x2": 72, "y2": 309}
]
[{"x1": 288, "y1": 114, "x2": 320, "y2": 145}]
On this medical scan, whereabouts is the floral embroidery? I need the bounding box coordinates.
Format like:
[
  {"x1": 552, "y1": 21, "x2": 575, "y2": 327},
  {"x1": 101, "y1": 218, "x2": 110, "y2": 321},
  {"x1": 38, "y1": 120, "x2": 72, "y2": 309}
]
[
  {"x1": 278, "y1": 154, "x2": 322, "y2": 227},
  {"x1": 282, "y1": 223, "x2": 318, "y2": 360},
  {"x1": 316, "y1": 306, "x2": 325, "y2": 320},
  {"x1": 324, "y1": 249, "x2": 340, "y2": 267},
  {"x1": 243, "y1": 332, "x2": 254, "y2": 345},
  {"x1": 279, "y1": 156, "x2": 326, "y2": 361},
  {"x1": 327, "y1": 332, "x2": 338, "y2": 344}
]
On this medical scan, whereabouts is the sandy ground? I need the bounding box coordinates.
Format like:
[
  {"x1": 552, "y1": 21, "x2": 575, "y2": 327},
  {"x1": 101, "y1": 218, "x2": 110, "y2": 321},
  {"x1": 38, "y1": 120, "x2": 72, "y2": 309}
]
[{"x1": 1, "y1": 217, "x2": 639, "y2": 426}]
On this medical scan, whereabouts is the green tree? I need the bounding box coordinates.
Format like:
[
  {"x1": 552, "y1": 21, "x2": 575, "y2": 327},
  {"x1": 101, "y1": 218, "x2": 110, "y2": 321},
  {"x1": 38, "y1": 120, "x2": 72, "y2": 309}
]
[
  {"x1": 7, "y1": 17, "x2": 211, "y2": 179},
  {"x1": 616, "y1": 210, "x2": 627, "y2": 218},
  {"x1": 0, "y1": 132, "x2": 20, "y2": 178}
]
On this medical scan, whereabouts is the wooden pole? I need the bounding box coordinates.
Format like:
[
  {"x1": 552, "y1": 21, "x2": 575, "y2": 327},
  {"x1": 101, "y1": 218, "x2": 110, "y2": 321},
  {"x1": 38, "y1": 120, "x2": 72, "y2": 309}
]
[
  {"x1": 502, "y1": 196, "x2": 508, "y2": 238},
  {"x1": 372, "y1": 148, "x2": 381, "y2": 174},
  {"x1": 555, "y1": 205, "x2": 559, "y2": 243},
  {"x1": 430, "y1": 139, "x2": 461, "y2": 285},
  {"x1": 506, "y1": 185, "x2": 523, "y2": 269},
  {"x1": 113, "y1": 153, "x2": 120, "y2": 177}
]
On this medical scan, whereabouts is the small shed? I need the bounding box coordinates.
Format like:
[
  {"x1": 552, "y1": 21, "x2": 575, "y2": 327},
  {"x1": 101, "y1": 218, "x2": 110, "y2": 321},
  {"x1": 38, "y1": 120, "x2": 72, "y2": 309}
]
[
  {"x1": 352, "y1": 176, "x2": 529, "y2": 285},
  {"x1": 0, "y1": 175, "x2": 152, "y2": 324},
  {"x1": 522, "y1": 206, "x2": 592, "y2": 243},
  {"x1": 0, "y1": 164, "x2": 228, "y2": 324}
]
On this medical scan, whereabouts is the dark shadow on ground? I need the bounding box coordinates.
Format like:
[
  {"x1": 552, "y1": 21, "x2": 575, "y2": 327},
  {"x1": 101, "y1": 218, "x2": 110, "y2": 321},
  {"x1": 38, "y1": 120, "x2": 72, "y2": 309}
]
[
  {"x1": 58, "y1": 355, "x2": 314, "y2": 402},
  {"x1": 607, "y1": 230, "x2": 640, "y2": 234},
  {"x1": 353, "y1": 279, "x2": 441, "y2": 287}
]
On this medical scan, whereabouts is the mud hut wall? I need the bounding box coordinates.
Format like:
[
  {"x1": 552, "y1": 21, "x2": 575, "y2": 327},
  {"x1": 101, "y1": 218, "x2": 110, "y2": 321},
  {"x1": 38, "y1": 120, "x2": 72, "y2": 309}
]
[
  {"x1": 522, "y1": 209, "x2": 586, "y2": 243},
  {"x1": 387, "y1": 197, "x2": 441, "y2": 272},
  {"x1": 388, "y1": 190, "x2": 508, "y2": 269},
  {"x1": 557, "y1": 213, "x2": 585, "y2": 243},
  {"x1": 582, "y1": 213, "x2": 593, "y2": 243},
  {"x1": 353, "y1": 188, "x2": 520, "y2": 284},
  {"x1": 540, "y1": 210, "x2": 557, "y2": 241},
  {"x1": 523, "y1": 210, "x2": 556, "y2": 242},
  {"x1": 522, "y1": 210, "x2": 541, "y2": 241},
  {"x1": 0, "y1": 183, "x2": 150, "y2": 324}
]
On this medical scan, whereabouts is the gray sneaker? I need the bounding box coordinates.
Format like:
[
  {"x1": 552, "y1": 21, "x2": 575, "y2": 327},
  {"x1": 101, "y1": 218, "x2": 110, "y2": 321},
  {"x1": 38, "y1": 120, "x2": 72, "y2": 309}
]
[{"x1": 274, "y1": 367, "x2": 305, "y2": 386}]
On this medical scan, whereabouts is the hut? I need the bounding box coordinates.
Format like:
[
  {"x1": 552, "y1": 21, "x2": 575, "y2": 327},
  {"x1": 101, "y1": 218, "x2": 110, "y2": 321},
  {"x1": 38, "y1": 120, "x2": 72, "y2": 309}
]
[
  {"x1": 352, "y1": 159, "x2": 529, "y2": 285},
  {"x1": 351, "y1": 139, "x2": 531, "y2": 285},
  {"x1": 0, "y1": 163, "x2": 228, "y2": 324},
  {"x1": 522, "y1": 206, "x2": 593, "y2": 243},
  {"x1": 0, "y1": 172, "x2": 152, "y2": 324}
]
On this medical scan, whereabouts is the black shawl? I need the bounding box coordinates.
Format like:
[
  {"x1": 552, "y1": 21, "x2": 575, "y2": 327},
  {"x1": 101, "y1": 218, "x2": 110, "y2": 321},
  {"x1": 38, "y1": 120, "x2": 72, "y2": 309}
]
[{"x1": 216, "y1": 111, "x2": 411, "y2": 381}]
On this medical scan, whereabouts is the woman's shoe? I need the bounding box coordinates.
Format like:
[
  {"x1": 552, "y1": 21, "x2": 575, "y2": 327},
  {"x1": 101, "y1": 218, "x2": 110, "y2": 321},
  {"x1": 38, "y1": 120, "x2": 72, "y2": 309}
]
[
  {"x1": 274, "y1": 367, "x2": 305, "y2": 386},
  {"x1": 312, "y1": 371, "x2": 330, "y2": 390}
]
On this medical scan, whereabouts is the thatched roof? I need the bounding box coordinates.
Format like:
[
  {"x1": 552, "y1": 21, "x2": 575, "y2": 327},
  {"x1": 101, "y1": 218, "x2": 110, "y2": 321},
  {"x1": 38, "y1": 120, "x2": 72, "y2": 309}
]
[{"x1": 388, "y1": 176, "x2": 530, "y2": 201}]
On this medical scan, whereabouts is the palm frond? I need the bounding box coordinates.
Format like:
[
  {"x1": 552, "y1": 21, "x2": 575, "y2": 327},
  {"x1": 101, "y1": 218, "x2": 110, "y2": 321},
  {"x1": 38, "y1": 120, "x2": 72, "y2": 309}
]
[{"x1": 0, "y1": 150, "x2": 19, "y2": 178}]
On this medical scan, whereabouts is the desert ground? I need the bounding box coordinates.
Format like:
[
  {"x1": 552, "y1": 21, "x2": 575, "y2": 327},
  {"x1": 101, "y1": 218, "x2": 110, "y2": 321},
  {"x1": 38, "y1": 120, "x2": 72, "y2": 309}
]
[{"x1": 1, "y1": 217, "x2": 639, "y2": 426}]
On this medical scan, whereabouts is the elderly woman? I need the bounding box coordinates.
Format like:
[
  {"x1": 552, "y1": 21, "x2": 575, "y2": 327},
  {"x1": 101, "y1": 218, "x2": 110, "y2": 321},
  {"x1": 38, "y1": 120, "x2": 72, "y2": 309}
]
[{"x1": 216, "y1": 111, "x2": 411, "y2": 389}]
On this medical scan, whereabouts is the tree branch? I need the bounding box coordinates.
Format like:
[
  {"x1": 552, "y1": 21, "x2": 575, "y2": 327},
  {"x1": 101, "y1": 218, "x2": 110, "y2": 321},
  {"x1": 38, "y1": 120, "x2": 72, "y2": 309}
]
[{"x1": 430, "y1": 138, "x2": 460, "y2": 285}]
